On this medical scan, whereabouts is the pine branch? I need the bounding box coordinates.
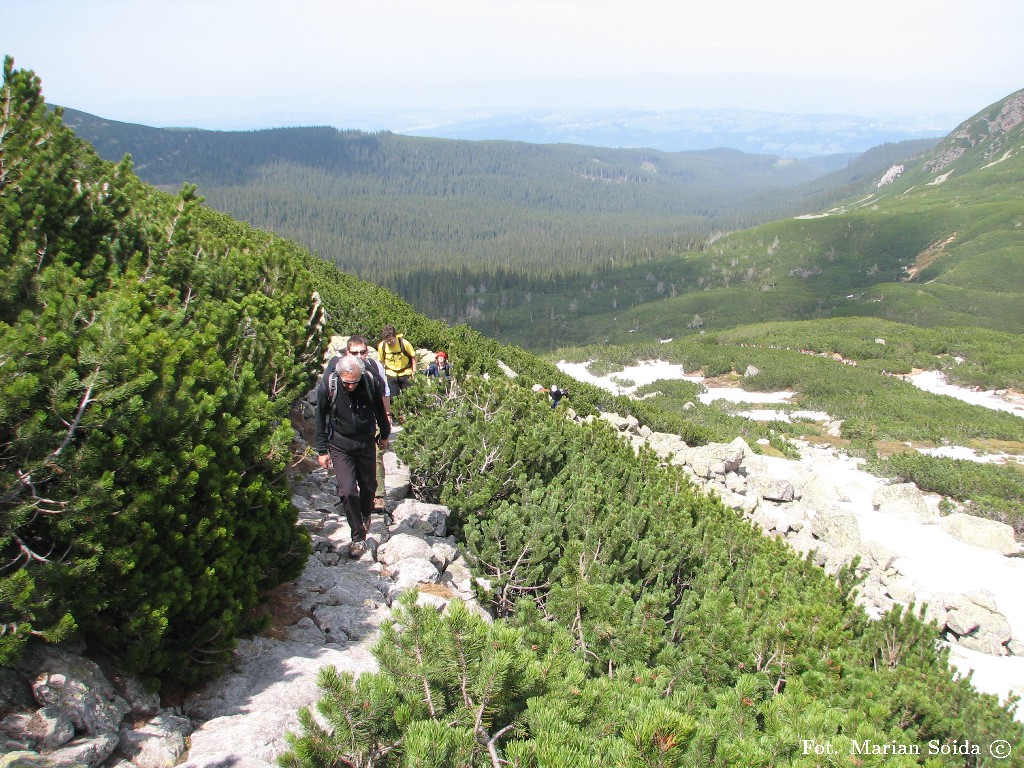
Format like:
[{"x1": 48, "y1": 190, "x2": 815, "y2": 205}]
[
  {"x1": 51, "y1": 366, "x2": 99, "y2": 459},
  {"x1": 412, "y1": 641, "x2": 439, "y2": 718}
]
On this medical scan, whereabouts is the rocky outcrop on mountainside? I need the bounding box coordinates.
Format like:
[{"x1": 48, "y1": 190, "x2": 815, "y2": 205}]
[
  {"x1": 594, "y1": 410, "x2": 1024, "y2": 659},
  {"x1": 926, "y1": 89, "x2": 1024, "y2": 173},
  {"x1": 987, "y1": 90, "x2": 1024, "y2": 135}
]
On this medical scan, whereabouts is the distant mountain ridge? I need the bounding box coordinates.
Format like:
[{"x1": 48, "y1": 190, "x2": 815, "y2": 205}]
[
  {"x1": 109, "y1": 70, "x2": 964, "y2": 157},
  {"x1": 484, "y1": 88, "x2": 1024, "y2": 348},
  {"x1": 59, "y1": 105, "x2": 935, "y2": 331},
  {"x1": 55, "y1": 86, "x2": 1022, "y2": 351},
  {"x1": 58, "y1": 106, "x2": 855, "y2": 194},
  {"x1": 398, "y1": 106, "x2": 948, "y2": 158}
]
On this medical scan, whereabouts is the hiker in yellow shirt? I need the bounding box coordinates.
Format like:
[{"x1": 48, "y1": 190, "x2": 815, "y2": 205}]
[{"x1": 377, "y1": 325, "x2": 417, "y2": 399}]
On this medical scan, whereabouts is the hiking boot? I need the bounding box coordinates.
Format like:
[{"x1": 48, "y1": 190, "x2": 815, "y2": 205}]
[{"x1": 348, "y1": 541, "x2": 366, "y2": 559}]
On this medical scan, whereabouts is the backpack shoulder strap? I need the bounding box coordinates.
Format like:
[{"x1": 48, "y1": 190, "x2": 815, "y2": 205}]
[
  {"x1": 369, "y1": 360, "x2": 387, "y2": 394},
  {"x1": 401, "y1": 337, "x2": 415, "y2": 361},
  {"x1": 325, "y1": 356, "x2": 341, "y2": 408},
  {"x1": 362, "y1": 368, "x2": 380, "y2": 401}
]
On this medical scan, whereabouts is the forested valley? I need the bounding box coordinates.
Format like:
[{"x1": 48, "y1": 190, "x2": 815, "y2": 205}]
[{"x1": 62, "y1": 107, "x2": 936, "y2": 340}]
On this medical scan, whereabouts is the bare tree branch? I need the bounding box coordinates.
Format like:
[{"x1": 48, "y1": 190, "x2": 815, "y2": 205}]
[{"x1": 51, "y1": 366, "x2": 99, "y2": 459}]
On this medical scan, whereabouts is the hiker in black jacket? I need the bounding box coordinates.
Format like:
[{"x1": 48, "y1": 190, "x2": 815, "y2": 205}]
[
  {"x1": 315, "y1": 354, "x2": 391, "y2": 558},
  {"x1": 345, "y1": 335, "x2": 394, "y2": 524}
]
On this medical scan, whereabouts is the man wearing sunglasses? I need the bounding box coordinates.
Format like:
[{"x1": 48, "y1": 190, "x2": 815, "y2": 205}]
[{"x1": 314, "y1": 354, "x2": 391, "y2": 559}]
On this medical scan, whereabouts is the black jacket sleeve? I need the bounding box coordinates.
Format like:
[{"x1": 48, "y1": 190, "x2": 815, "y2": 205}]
[{"x1": 371, "y1": 375, "x2": 391, "y2": 441}]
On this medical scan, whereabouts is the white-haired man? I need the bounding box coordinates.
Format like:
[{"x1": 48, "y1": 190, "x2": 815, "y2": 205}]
[
  {"x1": 345, "y1": 335, "x2": 393, "y2": 524},
  {"x1": 314, "y1": 354, "x2": 390, "y2": 558}
]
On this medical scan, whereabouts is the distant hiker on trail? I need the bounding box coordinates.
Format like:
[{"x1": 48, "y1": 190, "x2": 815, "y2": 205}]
[
  {"x1": 426, "y1": 350, "x2": 451, "y2": 389},
  {"x1": 549, "y1": 383, "x2": 569, "y2": 409},
  {"x1": 315, "y1": 354, "x2": 390, "y2": 559},
  {"x1": 345, "y1": 335, "x2": 394, "y2": 525},
  {"x1": 377, "y1": 325, "x2": 417, "y2": 399}
]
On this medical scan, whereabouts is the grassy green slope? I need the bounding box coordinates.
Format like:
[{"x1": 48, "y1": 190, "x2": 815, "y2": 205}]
[
  {"x1": 551, "y1": 315, "x2": 1024, "y2": 535},
  {"x1": 500, "y1": 90, "x2": 1024, "y2": 349}
]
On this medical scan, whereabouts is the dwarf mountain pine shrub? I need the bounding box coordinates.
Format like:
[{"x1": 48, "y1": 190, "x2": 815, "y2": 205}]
[
  {"x1": 0, "y1": 59, "x2": 312, "y2": 684},
  {"x1": 334, "y1": 375, "x2": 1024, "y2": 765}
]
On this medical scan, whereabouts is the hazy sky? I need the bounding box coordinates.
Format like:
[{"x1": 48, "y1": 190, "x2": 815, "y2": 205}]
[{"x1": 7, "y1": 0, "x2": 1023, "y2": 132}]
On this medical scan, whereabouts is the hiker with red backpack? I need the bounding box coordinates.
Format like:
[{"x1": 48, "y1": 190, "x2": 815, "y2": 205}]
[{"x1": 315, "y1": 354, "x2": 390, "y2": 559}]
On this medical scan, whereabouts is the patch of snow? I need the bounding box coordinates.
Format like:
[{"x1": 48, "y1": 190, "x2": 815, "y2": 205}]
[
  {"x1": 699, "y1": 388, "x2": 794, "y2": 405},
  {"x1": 909, "y1": 371, "x2": 1024, "y2": 419},
  {"x1": 558, "y1": 359, "x2": 797, "y2": 404},
  {"x1": 556, "y1": 359, "x2": 700, "y2": 395},
  {"x1": 946, "y1": 644, "x2": 1024, "y2": 715},
  {"x1": 983, "y1": 149, "x2": 1015, "y2": 169},
  {"x1": 918, "y1": 445, "x2": 1024, "y2": 465},
  {"x1": 755, "y1": 446, "x2": 1024, "y2": 719},
  {"x1": 557, "y1": 359, "x2": 1024, "y2": 716}
]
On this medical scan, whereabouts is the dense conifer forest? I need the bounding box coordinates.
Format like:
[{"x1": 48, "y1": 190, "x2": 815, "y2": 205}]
[
  {"x1": 62, "y1": 107, "x2": 936, "y2": 332},
  {"x1": 5, "y1": 60, "x2": 1024, "y2": 765}
]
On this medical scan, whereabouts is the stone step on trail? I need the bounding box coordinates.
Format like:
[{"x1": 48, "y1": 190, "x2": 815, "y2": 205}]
[{"x1": 178, "y1": 451, "x2": 487, "y2": 768}]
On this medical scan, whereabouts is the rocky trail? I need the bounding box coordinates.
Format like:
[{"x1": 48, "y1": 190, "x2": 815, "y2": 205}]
[
  {"x1": 178, "y1": 443, "x2": 490, "y2": 768},
  {"x1": 4, "y1": 368, "x2": 1023, "y2": 768},
  {"x1": 0, "y1": 432, "x2": 488, "y2": 768}
]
